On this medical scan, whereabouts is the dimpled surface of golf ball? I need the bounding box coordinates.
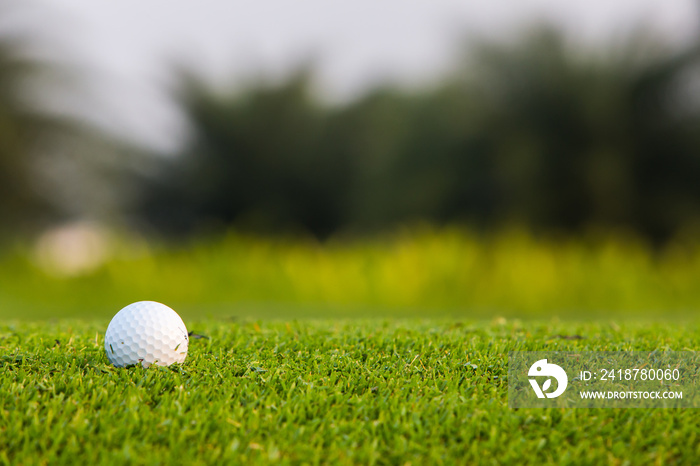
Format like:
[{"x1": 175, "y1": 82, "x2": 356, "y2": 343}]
[{"x1": 104, "y1": 301, "x2": 189, "y2": 368}]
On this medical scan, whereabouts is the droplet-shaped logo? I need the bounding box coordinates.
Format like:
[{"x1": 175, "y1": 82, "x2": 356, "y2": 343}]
[{"x1": 528, "y1": 359, "x2": 568, "y2": 398}]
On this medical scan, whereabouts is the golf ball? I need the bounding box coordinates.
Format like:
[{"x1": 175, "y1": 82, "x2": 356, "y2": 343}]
[{"x1": 104, "y1": 301, "x2": 189, "y2": 368}]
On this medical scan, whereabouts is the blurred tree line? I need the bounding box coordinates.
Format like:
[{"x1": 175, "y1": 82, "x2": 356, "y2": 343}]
[
  {"x1": 0, "y1": 22, "x2": 139, "y2": 242},
  {"x1": 136, "y1": 29, "x2": 700, "y2": 244},
  {"x1": 2, "y1": 24, "x2": 700, "y2": 245},
  {"x1": 0, "y1": 32, "x2": 58, "y2": 235}
]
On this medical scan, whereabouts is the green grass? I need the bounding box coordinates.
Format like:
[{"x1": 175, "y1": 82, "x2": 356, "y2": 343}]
[
  {"x1": 4, "y1": 226, "x2": 700, "y2": 320},
  {"x1": 1, "y1": 319, "x2": 698, "y2": 465}
]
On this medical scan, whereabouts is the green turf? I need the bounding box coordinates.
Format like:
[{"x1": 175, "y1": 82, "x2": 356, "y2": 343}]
[
  {"x1": 6, "y1": 227, "x2": 700, "y2": 320},
  {"x1": 0, "y1": 319, "x2": 698, "y2": 465}
]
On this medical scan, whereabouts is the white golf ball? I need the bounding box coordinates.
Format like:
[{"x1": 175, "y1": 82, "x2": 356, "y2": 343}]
[{"x1": 104, "y1": 301, "x2": 189, "y2": 368}]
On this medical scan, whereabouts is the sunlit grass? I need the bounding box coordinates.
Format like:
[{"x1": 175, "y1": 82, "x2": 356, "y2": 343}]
[
  {"x1": 0, "y1": 319, "x2": 698, "y2": 464},
  {"x1": 2, "y1": 226, "x2": 699, "y2": 320}
]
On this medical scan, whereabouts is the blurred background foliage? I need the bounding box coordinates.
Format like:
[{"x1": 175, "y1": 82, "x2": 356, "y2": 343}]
[
  {"x1": 135, "y1": 28, "x2": 700, "y2": 245},
  {"x1": 2, "y1": 15, "x2": 700, "y2": 319},
  {"x1": 0, "y1": 22, "x2": 138, "y2": 241},
  {"x1": 0, "y1": 31, "x2": 61, "y2": 236}
]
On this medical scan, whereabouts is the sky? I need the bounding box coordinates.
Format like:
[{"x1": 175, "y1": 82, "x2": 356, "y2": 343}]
[{"x1": 4, "y1": 0, "x2": 699, "y2": 152}]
